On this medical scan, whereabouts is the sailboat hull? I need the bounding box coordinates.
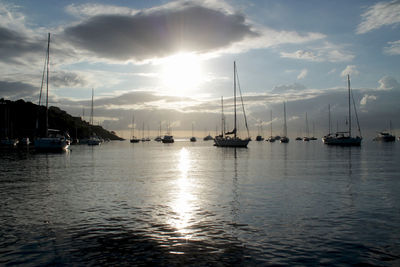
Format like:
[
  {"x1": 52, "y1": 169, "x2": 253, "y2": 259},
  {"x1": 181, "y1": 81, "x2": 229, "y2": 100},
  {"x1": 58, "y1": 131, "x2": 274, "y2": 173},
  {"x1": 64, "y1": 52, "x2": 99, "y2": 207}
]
[
  {"x1": 214, "y1": 137, "x2": 249, "y2": 147},
  {"x1": 322, "y1": 136, "x2": 362, "y2": 146},
  {"x1": 34, "y1": 138, "x2": 69, "y2": 151}
]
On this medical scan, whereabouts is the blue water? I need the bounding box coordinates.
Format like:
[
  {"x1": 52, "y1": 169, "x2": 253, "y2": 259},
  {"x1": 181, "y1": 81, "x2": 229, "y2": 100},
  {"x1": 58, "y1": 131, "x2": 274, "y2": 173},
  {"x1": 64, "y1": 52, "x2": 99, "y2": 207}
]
[{"x1": 1, "y1": 140, "x2": 399, "y2": 266}]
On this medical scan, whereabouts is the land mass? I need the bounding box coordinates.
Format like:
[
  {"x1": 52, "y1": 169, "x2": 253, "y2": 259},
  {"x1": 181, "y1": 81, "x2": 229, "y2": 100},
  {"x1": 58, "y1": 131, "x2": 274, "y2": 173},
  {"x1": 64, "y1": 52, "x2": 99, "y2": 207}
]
[{"x1": 0, "y1": 98, "x2": 123, "y2": 141}]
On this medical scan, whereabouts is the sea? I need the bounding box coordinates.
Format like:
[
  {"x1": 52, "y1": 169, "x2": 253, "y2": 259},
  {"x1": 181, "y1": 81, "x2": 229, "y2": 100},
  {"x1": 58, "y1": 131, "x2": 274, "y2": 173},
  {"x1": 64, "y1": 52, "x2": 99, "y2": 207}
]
[{"x1": 1, "y1": 139, "x2": 399, "y2": 266}]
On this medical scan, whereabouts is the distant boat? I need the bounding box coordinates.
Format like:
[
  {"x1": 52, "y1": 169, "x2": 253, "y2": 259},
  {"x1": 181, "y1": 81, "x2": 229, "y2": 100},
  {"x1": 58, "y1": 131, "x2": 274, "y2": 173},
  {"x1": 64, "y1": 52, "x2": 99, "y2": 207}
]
[
  {"x1": 0, "y1": 138, "x2": 18, "y2": 147},
  {"x1": 373, "y1": 121, "x2": 395, "y2": 142},
  {"x1": 162, "y1": 122, "x2": 174, "y2": 143},
  {"x1": 214, "y1": 61, "x2": 250, "y2": 148},
  {"x1": 256, "y1": 121, "x2": 264, "y2": 141},
  {"x1": 310, "y1": 122, "x2": 317, "y2": 140},
  {"x1": 162, "y1": 135, "x2": 174, "y2": 143},
  {"x1": 34, "y1": 33, "x2": 70, "y2": 152},
  {"x1": 322, "y1": 75, "x2": 362, "y2": 146},
  {"x1": 266, "y1": 110, "x2": 275, "y2": 142},
  {"x1": 190, "y1": 123, "x2": 197, "y2": 142},
  {"x1": 280, "y1": 102, "x2": 289, "y2": 143},
  {"x1": 154, "y1": 122, "x2": 162, "y2": 142},
  {"x1": 130, "y1": 114, "x2": 140, "y2": 143},
  {"x1": 87, "y1": 88, "x2": 101, "y2": 146},
  {"x1": 303, "y1": 112, "x2": 310, "y2": 141},
  {"x1": 203, "y1": 134, "x2": 213, "y2": 141},
  {"x1": 295, "y1": 137, "x2": 302, "y2": 141}
]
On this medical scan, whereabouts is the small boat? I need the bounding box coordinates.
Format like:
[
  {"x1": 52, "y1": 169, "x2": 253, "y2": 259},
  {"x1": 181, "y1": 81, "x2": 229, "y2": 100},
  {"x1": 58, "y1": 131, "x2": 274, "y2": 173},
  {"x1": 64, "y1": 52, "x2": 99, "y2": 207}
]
[
  {"x1": 129, "y1": 114, "x2": 140, "y2": 143},
  {"x1": 190, "y1": 123, "x2": 197, "y2": 142},
  {"x1": 34, "y1": 33, "x2": 69, "y2": 152},
  {"x1": 162, "y1": 135, "x2": 174, "y2": 143},
  {"x1": 303, "y1": 112, "x2": 310, "y2": 141},
  {"x1": 280, "y1": 102, "x2": 289, "y2": 143},
  {"x1": 295, "y1": 137, "x2": 302, "y2": 141},
  {"x1": 267, "y1": 111, "x2": 275, "y2": 142},
  {"x1": 256, "y1": 135, "x2": 264, "y2": 141},
  {"x1": 373, "y1": 121, "x2": 396, "y2": 142},
  {"x1": 214, "y1": 62, "x2": 250, "y2": 148},
  {"x1": 322, "y1": 75, "x2": 362, "y2": 146},
  {"x1": 373, "y1": 131, "x2": 396, "y2": 142},
  {"x1": 154, "y1": 136, "x2": 162, "y2": 142},
  {"x1": 203, "y1": 134, "x2": 213, "y2": 141},
  {"x1": 256, "y1": 122, "x2": 264, "y2": 141},
  {"x1": 0, "y1": 138, "x2": 19, "y2": 147}
]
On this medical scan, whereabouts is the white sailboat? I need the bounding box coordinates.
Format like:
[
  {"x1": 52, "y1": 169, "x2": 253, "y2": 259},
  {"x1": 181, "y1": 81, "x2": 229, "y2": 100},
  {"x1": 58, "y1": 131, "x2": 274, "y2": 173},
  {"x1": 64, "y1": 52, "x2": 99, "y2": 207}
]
[
  {"x1": 280, "y1": 102, "x2": 289, "y2": 143},
  {"x1": 34, "y1": 33, "x2": 70, "y2": 152},
  {"x1": 214, "y1": 61, "x2": 250, "y2": 148},
  {"x1": 322, "y1": 75, "x2": 362, "y2": 146},
  {"x1": 162, "y1": 122, "x2": 174, "y2": 143}
]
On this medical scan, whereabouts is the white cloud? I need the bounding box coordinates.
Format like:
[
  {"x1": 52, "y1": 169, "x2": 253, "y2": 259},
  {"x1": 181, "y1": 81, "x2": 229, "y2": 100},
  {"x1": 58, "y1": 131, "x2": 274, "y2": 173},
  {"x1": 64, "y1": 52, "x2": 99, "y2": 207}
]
[
  {"x1": 377, "y1": 76, "x2": 400, "y2": 90},
  {"x1": 280, "y1": 50, "x2": 319, "y2": 61},
  {"x1": 360, "y1": 94, "x2": 377, "y2": 105},
  {"x1": 383, "y1": 40, "x2": 400, "y2": 55},
  {"x1": 357, "y1": 0, "x2": 400, "y2": 34},
  {"x1": 65, "y1": 3, "x2": 137, "y2": 17},
  {"x1": 297, "y1": 69, "x2": 308, "y2": 80},
  {"x1": 280, "y1": 42, "x2": 354, "y2": 63},
  {"x1": 328, "y1": 68, "x2": 336, "y2": 74},
  {"x1": 341, "y1": 65, "x2": 359, "y2": 77}
]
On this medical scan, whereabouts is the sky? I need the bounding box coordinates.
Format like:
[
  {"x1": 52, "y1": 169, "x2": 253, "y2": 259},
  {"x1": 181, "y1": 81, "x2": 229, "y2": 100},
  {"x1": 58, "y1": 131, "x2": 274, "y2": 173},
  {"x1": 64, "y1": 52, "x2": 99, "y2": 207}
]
[{"x1": 1, "y1": 0, "x2": 399, "y2": 138}]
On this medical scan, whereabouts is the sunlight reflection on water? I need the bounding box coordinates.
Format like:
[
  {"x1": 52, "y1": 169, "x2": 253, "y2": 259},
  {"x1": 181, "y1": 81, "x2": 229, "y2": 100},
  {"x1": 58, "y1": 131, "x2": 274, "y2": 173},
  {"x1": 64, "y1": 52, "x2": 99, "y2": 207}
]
[{"x1": 169, "y1": 148, "x2": 196, "y2": 239}]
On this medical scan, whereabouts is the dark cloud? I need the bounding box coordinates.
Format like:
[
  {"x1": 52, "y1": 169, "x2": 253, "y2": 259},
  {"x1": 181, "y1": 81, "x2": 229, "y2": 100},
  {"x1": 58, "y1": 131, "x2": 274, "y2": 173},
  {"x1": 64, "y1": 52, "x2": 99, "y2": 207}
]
[
  {"x1": 64, "y1": 4, "x2": 258, "y2": 60},
  {"x1": 0, "y1": 80, "x2": 38, "y2": 100},
  {"x1": 50, "y1": 71, "x2": 88, "y2": 88},
  {"x1": 0, "y1": 27, "x2": 43, "y2": 64}
]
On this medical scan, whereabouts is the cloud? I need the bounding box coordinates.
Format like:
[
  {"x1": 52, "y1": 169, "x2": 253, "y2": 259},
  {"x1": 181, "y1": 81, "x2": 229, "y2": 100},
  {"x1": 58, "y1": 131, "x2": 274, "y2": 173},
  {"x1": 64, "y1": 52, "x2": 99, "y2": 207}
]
[
  {"x1": 383, "y1": 40, "x2": 400, "y2": 55},
  {"x1": 64, "y1": 3, "x2": 258, "y2": 61},
  {"x1": 50, "y1": 71, "x2": 88, "y2": 88},
  {"x1": 377, "y1": 75, "x2": 400, "y2": 90},
  {"x1": 272, "y1": 83, "x2": 307, "y2": 93},
  {"x1": 341, "y1": 65, "x2": 359, "y2": 77},
  {"x1": 357, "y1": 0, "x2": 400, "y2": 34},
  {"x1": 297, "y1": 69, "x2": 308, "y2": 80},
  {"x1": 360, "y1": 94, "x2": 377, "y2": 105},
  {"x1": 280, "y1": 42, "x2": 354, "y2": 63},
  {"x1": 0, "y1": 80, "x2": 38, "y2": 100},
  {"x1": 66, "y1": 3, "x2": 137, "y2": 17}
]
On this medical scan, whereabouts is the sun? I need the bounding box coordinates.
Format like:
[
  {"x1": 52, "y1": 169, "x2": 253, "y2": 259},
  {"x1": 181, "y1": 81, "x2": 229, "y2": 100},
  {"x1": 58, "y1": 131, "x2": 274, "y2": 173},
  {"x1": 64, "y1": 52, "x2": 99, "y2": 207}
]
[{"x1": 161, "y1": 53, "x2": 203, "y2": 96}]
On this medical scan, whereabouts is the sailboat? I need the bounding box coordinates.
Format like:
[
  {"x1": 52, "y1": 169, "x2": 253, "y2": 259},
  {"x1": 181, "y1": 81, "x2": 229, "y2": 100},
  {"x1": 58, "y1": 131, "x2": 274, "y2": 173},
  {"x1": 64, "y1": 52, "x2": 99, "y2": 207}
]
[
  {"x1": 373, "y1": 121, "x2": 396, "y2": 142},
  {"x1": 34, "y1": 33, "x2": 70, "y2": 152},
  {"x1": 87, "y1": 88, "x2": 102, "y2": 146},
  {"x1": 162, "y1": 122, "x2": 174, "y2": 143},
  {"x1": 303, "y1": 112, "x2": 310, "y2": 141},
  {"x1": 280, "y1": 102, "x2": 289, "y2": 143},
  {"x1": 310, "y1": 122, "x2": 317, "y2": 140},
  {"x1": 267, "y1": 110, "x2": 275, "y2": 142},
  {"x1": 190, "y1": 123, "x2": 197, "y2": 142},
  {"x1": 130, "y1": 114, "x2": 140, "y2": 143},
  {"x1": 322, "y1": 75, "x2": 362, "y2": 146},
  {"x1": 256, "y1": 121, "x2": 264, "y2": 141},
  {"x1": 154, "y1": 122, "x2": 162, "y2": 141},
  {"x1": 214, "y1": 61, "x2": 250, "y2": 148}
]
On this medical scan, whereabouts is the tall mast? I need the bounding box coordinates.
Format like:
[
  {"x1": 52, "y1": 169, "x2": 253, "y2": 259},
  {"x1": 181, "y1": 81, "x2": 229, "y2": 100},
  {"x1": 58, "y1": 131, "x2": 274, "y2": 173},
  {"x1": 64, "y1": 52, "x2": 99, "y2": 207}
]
[
  {"x1": 305, "y1": 112, "x2": 309, "y2": 137},
  {"x1": 221, "y1": 96, "x2": 224, "y2": 137},
  {"x1": 90, "y1": 88, "x2": 94, "y2": 125},
  {"x1": 270, "y1": 110, "x2": 273, "y2": 137},
  {"x1": 45, "y1": 33, "x2": 50, "y2": 137},
  {"x1": 234, "y1": 61, "x2": 237, "y2": 139},
  {"x1": 283, "y1": 102, "x2": 287, "y2": 137},
  {"x1": 328, "y1": 104, "x2": 331, "y2": 134},
  {"x1": 348, "y1": 74, "x2": 351, "y2": 136}
]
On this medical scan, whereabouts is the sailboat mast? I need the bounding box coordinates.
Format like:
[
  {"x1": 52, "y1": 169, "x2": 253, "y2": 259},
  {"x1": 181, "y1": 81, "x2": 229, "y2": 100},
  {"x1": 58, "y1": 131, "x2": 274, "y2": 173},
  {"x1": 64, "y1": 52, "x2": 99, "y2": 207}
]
[
  {"x1": 45, "y1": 33, "x2": 50, "y2": 137},
  {"x1": 328, "y1": 104, "x2": 331, "y2": 134},
  {"x1": 234, "y1": 61, "x2": 237, "y2": 139},
  {"x1": 305, "y1": 112, "x2": 309, "y2": 137},
  {"x1": 270, "y1": 110, "x2": 273, "y2": 137},
  {"x1": 221, "y1": 96, "x2": 224, "y2": 137},
  {"x1": 90, "y1": 88, "x2": 94, "y2": 125},
  {"x1": 283, "y1": 102, "x2": 287, "y2": 137},
  {"x1": 348, "y1": 74, "x2": 351, "y2": 136}
]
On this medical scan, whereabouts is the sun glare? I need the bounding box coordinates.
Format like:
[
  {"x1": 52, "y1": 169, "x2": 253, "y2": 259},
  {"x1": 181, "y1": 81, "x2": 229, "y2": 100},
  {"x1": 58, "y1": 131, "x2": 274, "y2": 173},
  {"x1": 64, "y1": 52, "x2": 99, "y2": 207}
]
[{"x1": 161, "y1": 53, "x2": 203, "y2": 96}]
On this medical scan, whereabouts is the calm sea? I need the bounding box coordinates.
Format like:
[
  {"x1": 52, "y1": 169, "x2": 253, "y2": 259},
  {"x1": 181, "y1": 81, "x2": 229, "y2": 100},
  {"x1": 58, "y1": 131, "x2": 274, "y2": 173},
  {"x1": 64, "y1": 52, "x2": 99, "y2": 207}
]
[{"x1": 1, "y1": 140, "x2": 399, "y2": 266}]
